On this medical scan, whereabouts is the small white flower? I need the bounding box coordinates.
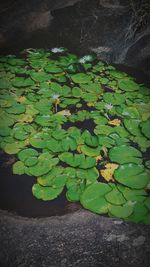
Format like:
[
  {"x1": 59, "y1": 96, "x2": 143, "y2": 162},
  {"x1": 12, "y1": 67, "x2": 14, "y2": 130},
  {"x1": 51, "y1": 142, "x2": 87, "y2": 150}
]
[
  {"x1": 51, "y1": 94, "x2": 60, "y2": 100},
  {"x1": 79, "y1": 55, "x2": 93, "y2": 64},
  {"x1": 51, "y1": 47, "x2": 64, "y2": 53},
  {"x1": 105, "y1": 103, "x2": 113, "y2": 110}
]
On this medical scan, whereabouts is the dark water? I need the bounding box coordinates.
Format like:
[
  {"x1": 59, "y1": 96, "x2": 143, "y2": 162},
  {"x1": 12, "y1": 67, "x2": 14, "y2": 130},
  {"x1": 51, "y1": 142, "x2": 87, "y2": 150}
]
[{"x1": 0, "y1": 153, "x2": 81, "y2": 217}]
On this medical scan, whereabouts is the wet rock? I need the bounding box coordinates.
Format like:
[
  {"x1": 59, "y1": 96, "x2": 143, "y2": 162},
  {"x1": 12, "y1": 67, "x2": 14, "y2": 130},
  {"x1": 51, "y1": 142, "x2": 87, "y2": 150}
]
[{"x1": 0, "y1": 209, "x2": 150, "y2": 267}]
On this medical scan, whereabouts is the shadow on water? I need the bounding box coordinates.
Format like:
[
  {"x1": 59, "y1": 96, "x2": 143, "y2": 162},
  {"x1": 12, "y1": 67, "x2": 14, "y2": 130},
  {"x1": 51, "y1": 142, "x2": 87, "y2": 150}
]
[{"x1": 0, "y1": 153, "x2": 81, "y2": 218}]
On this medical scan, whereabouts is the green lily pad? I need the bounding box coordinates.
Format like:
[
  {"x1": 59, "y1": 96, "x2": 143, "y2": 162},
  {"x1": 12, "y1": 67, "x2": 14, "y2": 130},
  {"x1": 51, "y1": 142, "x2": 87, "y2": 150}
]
[
  {"x1": 119, "y1": 79, "x2": 140, "y2": 92},
  {"x1": 37, "y1": 167, "x2": 65, "y2": 187},
  {"x1": 61, "y1": 136, "x2": 77, "y2": 151},
  {"x1": 144, "y1": 197, "x2": 150, "y2": 210},
  {"x1": 124, "y1": 119, "x2": 142, "y2": 136},
  {"x1": 44, "y1": 64, "x2": 63, "y2": 73},
  {"x1": 59, "y1": 152, "x2": 96, "y2": 169},
  {"x1": 114, "y1": 163, "x2": 150, "y2": 189},
  {"x1": 12, "y1": 77, "x2": 35, "y2": 87},
  {"x1": 76, "y1": 167, "x2": 99, "y2": 183},
  {"x1": 127, "y1": 202, "x2": 148, "y2": 223},
  {"x1": 6, "y1": 103, "x2": 25, "y2": 114},
  {"x1": 32, "y1": 183, "x2": 64, "y2": 201},
  {"x1": 80, "y1": 182, "x2": 111, "y2": 214},
  {"x1": 145, "y1": 161, "x2": 150, "y2": 169},
  {"x1": 4, "y1": 143, "x2": 21, "y2": 154},
  {"x1": 0, "y1": 127, "x2": 11, "y2": 137},
  {"x1": 109, "y1": 70, "x2": 127, "y2": 79},
  {"x1": 0, "y1": 78, "x2": 11, "y2": 89},
  {"x1": 118, "y1": 185, "x2": 147, "y2": 203},
  {"x1": 109, "y1": 145, "x2": 142, "y2": 164},
  {"x1": 80, "y1": 144, "x2": 101, "y2": 157},
  {"x1": 140, "y1": 119, "x2": 150, "y2": 139},
  {"x1": 108, "y1": 202, "x2": 134, "y2": 219},
  {"x1": 122, "y1": 107, "x2": 140, "y2": 119},
  {"x1": 105, "y1": 187, "x2": 126, "y2": 205},
  {"x1": 13, "y1": 161, "x2": 25, "y2": 175},
  {"x1": 30, "y1": 71, "x2": 50, "y2": 82},
  {"x1": 71, "y1": 73, "x2": 92, "y2": 84},
  {"x1": 103, "y1": 93, "x2": 125, "y2": 105},
  {"x1": 29, "y1": 159, "x2": 53, "y2": 177},
  {"x1": 29, "y1": 133, "x2": 47, "y2": 149},
  {"x1": 18, "y1": 148, "x2": 38, "y2": 161},
  {"x1": 83, "y1": 131, "x2": 99, "y2": 147},
  {"x1": 46, "y1": 138, "x2": 63, "y2": 153}
]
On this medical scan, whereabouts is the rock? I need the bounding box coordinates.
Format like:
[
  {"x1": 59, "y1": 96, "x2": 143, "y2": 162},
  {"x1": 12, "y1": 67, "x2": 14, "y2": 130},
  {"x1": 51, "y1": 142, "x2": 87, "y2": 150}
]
[{"x1": 0, "y1": 209, "x2": 150, "y2": 267}]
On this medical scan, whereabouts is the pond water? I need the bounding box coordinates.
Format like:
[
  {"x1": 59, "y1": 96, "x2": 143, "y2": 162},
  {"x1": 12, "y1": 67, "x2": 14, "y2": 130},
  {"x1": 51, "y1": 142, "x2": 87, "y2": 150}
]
[
  {"x1": 0, "y1": 48, "x2": 149, "y2": 223},
  {"x1": 0, "y1": 152, "x2": 81, "y2": 217}
]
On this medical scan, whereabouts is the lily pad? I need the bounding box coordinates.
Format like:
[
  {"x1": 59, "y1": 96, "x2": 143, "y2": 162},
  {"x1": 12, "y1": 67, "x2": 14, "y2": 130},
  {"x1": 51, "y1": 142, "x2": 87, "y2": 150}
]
[
  {"x1": 140, "y1": 119, "x2": 150, "y2": 139},
  {"x1": 29, "y1": 159, "x2": 53, "y2": 177},
  {"x1": 114, "y1": 163, "x2": 150, "y2": 189},
  {"x1": 103, "y1": 93, "x2": 125, "y2": 105},
  {"x1": 105, "y1": 187, "x2": 126, "y2": 205},
  {"x1": 32, "y1": 183, "x2": 64, "y2": 201},
  {"x1": 119, "y1": 79, "x2": 140, "y2": 92},
  {"x1": 109, "y1": 145, "x2": 142, "y2": 164},
  {"x1": 18, "y1": 148, "x2": 39, "y2": 161},
  {"x1": 12, "y1": 77, "x2": 35, "y2": 87},
  {"x1": 71, "y1": 73, "x2": 92, "y2": 84},
  {"x1": 44, "y1": 64, "x2": 63, "y2": 73},
  {"x1": 80, "y1": 183, "x2": 111, "y2": 214},
  {"x1": 108, "y1": 202, "x2": 134, "y2": 219},
  {"x1": 59, "y1": 152, "x2": 96, "y2": 169},
  {"x1": 80, "y1": 144, "x2": 101, "y2": 157},
  {"x1": 13, "y1": 161, "x2": 25, "y2": 175}
]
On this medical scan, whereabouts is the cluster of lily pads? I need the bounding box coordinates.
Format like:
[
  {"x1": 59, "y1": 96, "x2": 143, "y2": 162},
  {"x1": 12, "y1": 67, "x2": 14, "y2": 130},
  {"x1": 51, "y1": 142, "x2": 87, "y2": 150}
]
[{"x1": 0, "y1": 47, "x2": 150, "y2": 224}]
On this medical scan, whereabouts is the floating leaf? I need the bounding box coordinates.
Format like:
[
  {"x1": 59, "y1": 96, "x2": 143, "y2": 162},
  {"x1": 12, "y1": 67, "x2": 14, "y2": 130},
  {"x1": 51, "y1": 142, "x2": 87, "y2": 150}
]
[
  {"x1": 71, "y1": 73, "x2": 92, "y2": 84},
  {"x1": 80, "y1": 183, "x2": 111, "y2": 214},
  {"x1": 80, "y1": 145, "x2": 101, "y2": 157},
  {"x1": 121, "y1": 107, "x2": 140, "y2": 119},
  {"x1": 114, "y1": 164, "x2": 150, "y2": 189},
  {"x1": 12, "y1": 77, "x2": 35, "y2": 87},
  {"x1": 108, "y1": 202, "x2": 134, "y2": 219},
  {"x1": 119, "y1": 79, "x2": 140, "y2": 91},
  {"x1": 13, "y1": 161, "x2": 25, "y2": 175},
  {"x1": 18, "y1": 148, "x2": 37, "y2": 159},
  {"x1": 6, "y1": 103, "x2": 25, "y2": 114},
  {"x1": 124, "y1": 119, "x2": 142, "y2": 136},
  {"x1": 127, "y1": 202, "x2": 148, "y2": 223},
  {"x1": 140, "y1": 119, "x2": 150, "y2": 139},
  {"x1": 29, "y1": 159, "x2": 53, "y2": 177},
  {"x1": 44, "y1": 64, "x2": 63, "y2": 73},
  {"x1": 59, "y1": 152, "x2": 96, "y2": 169},
  {"x1": 109, "y1": 145, "x2": 142, "y2": 164},
  {"x1": 4, "y1": 143, "x2": 21, "y2": 154},
  {"x1": 145, "y1": 161, "x2": 150, "y2": 169},
  {"x1": 0, "y1": 78, "x2": 11, "y2": 89},
  {"x1": 76, "y1": 167, "x2": 99, "y2": 183},
  {"x1": 105, "y1": 187, "x2": 126, "y2": 205},
  {"x1": 103, "y1": 93, "x2": 125, "y2": 105},
  {"x1": 32, "y1": 183, "x2": 63, "y2": 201}
]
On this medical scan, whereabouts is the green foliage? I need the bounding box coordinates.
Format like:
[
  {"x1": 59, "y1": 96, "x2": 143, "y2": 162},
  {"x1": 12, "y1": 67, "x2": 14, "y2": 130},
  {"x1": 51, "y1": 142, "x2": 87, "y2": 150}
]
[{"x1": 0, "y1": 48, "x2": 150, "y2": 224}]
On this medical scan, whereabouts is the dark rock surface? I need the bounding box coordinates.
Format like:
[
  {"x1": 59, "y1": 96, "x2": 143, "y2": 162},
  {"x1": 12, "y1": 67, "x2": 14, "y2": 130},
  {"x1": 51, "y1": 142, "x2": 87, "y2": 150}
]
[
  {"x1": 0, "y1": 209, "x2": 150, "y2": 267},
  {"x1": 0, "y1": 0, "x2": 150, "y2": 76}
]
